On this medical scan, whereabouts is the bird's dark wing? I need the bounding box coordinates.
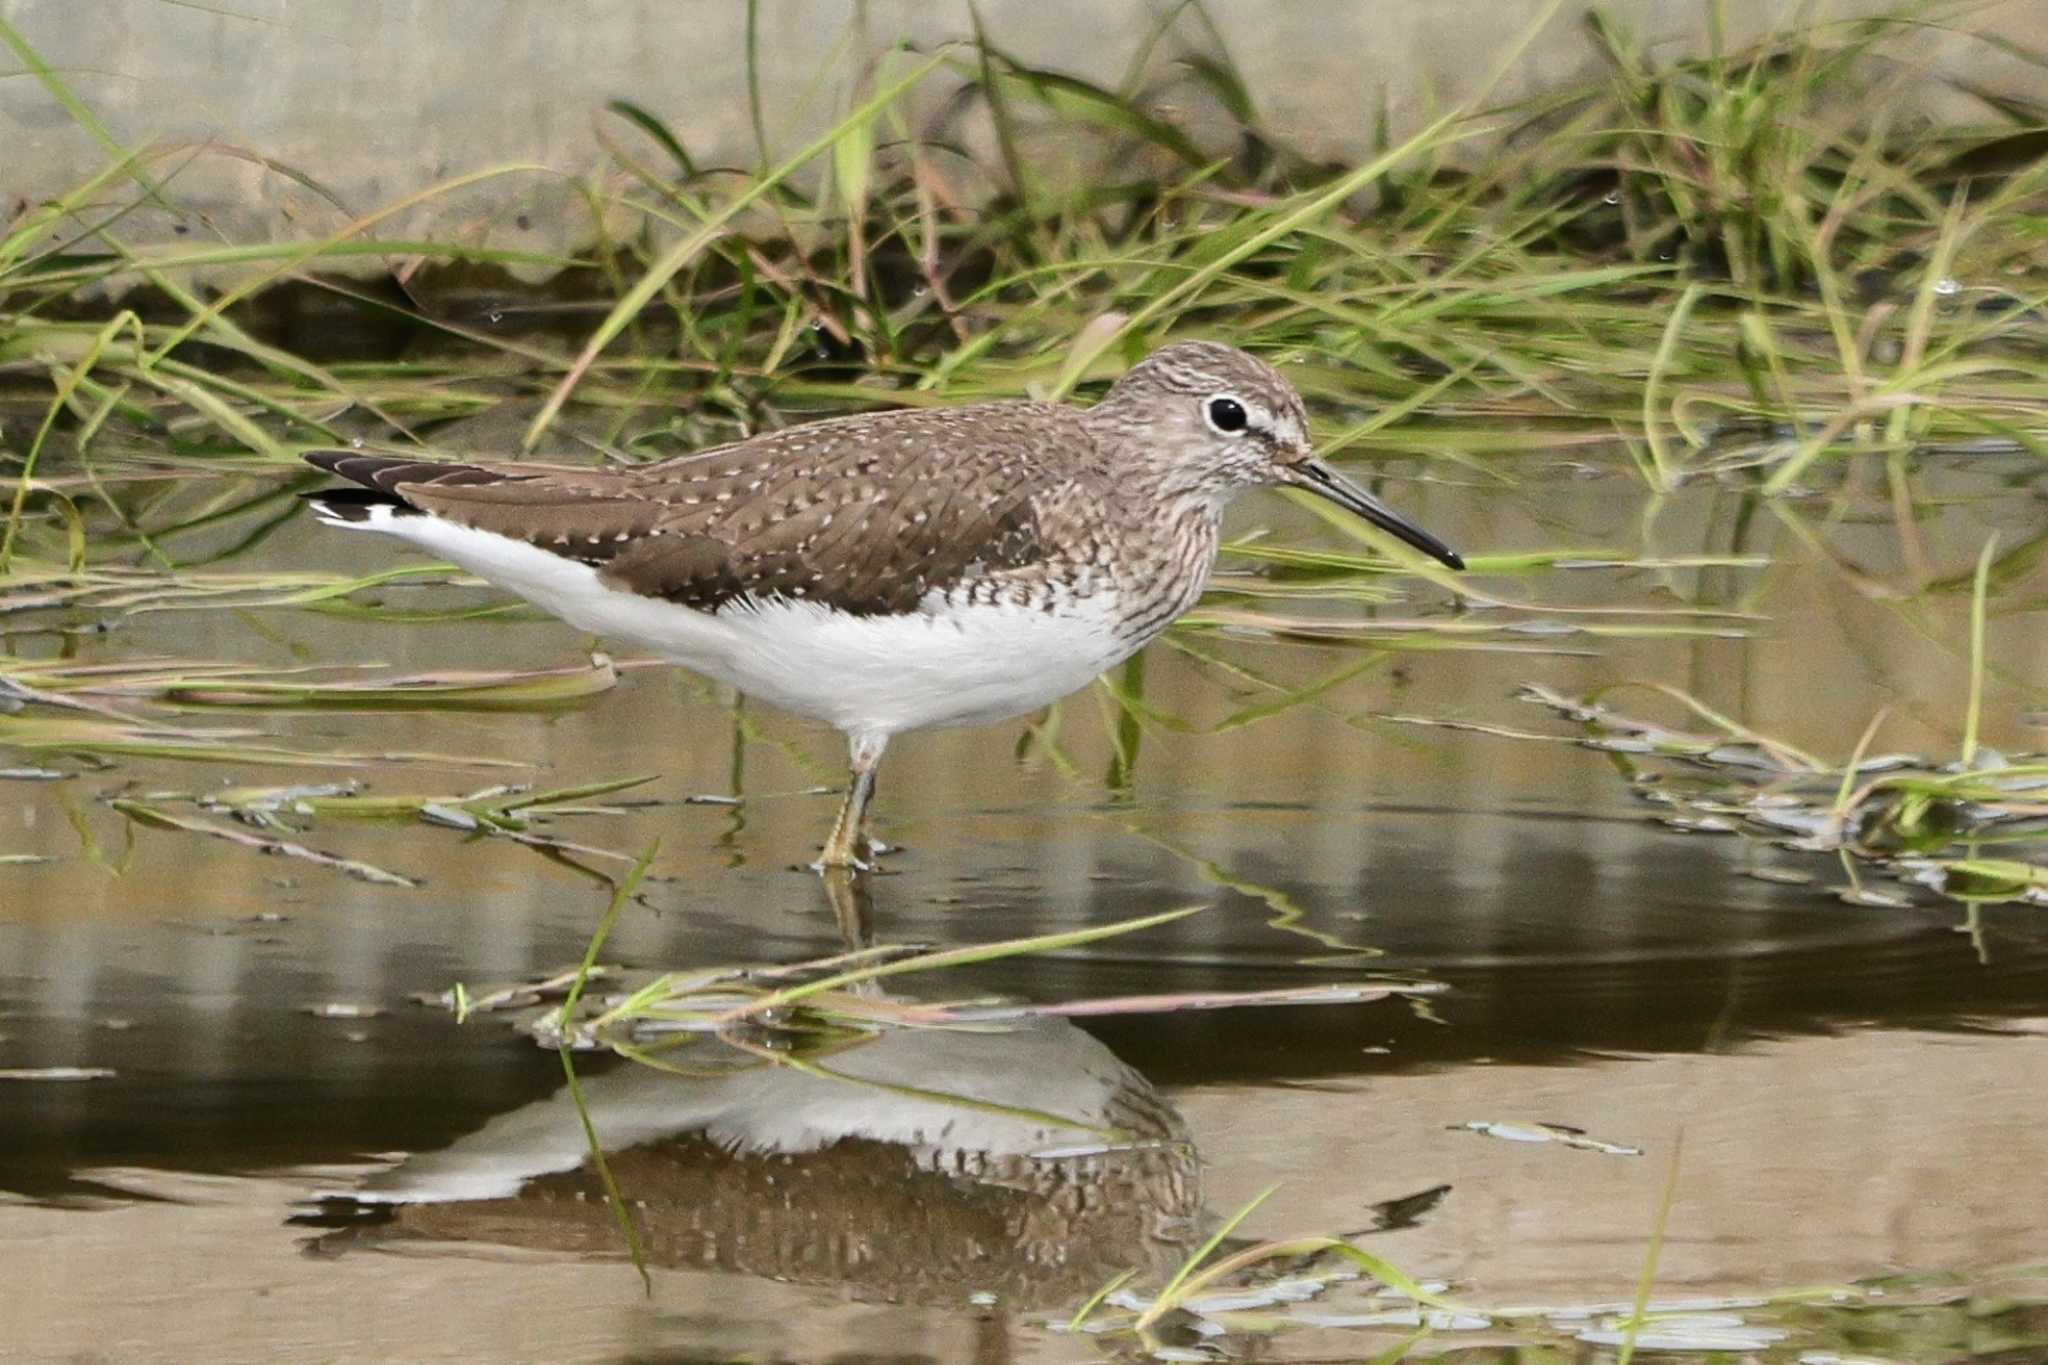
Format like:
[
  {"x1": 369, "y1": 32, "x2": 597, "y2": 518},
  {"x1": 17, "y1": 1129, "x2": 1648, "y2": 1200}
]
[{"x1": 304, "y1": 403, "x2": 1082, "y2": 616}]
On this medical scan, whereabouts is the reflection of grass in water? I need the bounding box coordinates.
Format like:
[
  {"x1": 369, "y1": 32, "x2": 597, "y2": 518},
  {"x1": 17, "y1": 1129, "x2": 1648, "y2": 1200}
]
[
  {"x1": 1383, "y1": 536, "x2": 2048, "y2": 921},
  {"x1": 2, "y1": 651, "x2": 655, "y2": 879},
  {"x1": 555, "y1": 839, "x2": 659, "y2": 1293},
  {"x1": 3, "y1": 651, "x2": 621, "y2": 709},
  {"x1": 1124, "y1": 823, "x2": 1394, "y2": 962}
]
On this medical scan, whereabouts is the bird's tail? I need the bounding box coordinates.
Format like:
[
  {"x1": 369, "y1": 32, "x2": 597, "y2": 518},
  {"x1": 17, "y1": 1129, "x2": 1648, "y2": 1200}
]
[
  {"x1": 300, "y1": 449, "x2": 499, "y2": 529},
  {"x1": 301, "y1": 487, "x2": 416, "y2": 527}
]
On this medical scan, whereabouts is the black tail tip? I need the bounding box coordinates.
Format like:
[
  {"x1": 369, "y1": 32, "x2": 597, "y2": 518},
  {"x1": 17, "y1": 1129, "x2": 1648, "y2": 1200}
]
[
  {"x1": 303, "y1": 449, "x2": 354, "y2": 476},
  {"x1": 300, "y1": 488, "x2": 413, "y2": 523}
]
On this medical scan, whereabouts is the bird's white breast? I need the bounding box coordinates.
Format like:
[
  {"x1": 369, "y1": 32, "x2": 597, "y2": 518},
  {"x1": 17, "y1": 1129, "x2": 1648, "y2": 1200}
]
[{"x1": 332, "y1": 508, "x2": 1137, "y2": 737}]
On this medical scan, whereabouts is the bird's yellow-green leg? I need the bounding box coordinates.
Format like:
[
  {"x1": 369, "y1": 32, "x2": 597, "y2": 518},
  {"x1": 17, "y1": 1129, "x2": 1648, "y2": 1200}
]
[{"x1": 816, "y1": 732, "x2": 887, "y2": 872}]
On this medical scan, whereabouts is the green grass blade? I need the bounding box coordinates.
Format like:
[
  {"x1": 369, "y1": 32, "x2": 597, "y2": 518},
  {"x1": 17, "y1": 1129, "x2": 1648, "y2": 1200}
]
[
  {"x1": 522, "y1": 49, "x2": 950, "y2": 450},
  {"x1": 557, "y1": 840, "x2": 661, "y2": 1294},
  {"x1": 711, "y1": 905, "x2": 1205, "y2": 1024},
  {"x1": 1962, "y1": 534, "x2": 1998, "y2": 768}
]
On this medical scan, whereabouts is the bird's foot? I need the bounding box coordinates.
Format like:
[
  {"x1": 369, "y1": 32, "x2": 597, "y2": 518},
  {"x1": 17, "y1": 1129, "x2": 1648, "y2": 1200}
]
[{"x1": 809, "y1": 835, "x2": 896, "y2": 875}]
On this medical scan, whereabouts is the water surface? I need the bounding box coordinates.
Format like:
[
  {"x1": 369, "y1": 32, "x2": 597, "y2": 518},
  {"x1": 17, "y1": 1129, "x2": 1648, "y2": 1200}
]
[{"x1": 4, "y1": 444, "x2": 2047, "y2": 1361}]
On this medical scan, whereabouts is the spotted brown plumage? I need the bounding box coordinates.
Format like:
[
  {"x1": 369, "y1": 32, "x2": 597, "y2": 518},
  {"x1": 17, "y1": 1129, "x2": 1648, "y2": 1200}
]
[
  {"x1": 306, "y1": 403, "x2": 1088, "y2": 618},
  {"x1": 303, "y1": 341, "x2": 1465, "y2": 870}
]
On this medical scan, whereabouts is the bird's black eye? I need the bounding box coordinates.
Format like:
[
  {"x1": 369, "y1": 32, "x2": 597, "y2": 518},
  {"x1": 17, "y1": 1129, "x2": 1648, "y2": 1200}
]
[{"x1": 1206, "y1": 396, "x2": 1249, "y2": 434}]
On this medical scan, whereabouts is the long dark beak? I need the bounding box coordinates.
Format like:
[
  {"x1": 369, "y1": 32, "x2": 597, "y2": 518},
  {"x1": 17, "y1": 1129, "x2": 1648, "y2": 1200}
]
[{"x1": 1289, "y1": 458, "x2": 1464, "y2": 570}]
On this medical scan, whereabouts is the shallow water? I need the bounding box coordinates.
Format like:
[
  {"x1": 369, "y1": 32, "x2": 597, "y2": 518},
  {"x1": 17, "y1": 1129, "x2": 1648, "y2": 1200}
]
[{"x1": 4, "y1": 443, "x2": 2048, "y2": 1361}]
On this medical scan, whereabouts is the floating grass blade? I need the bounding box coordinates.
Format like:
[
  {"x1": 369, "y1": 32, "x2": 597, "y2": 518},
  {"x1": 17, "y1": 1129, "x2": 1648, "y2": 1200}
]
[
  {"x1": 158, "y1": 657, "x2": 621, "y2": 711},
  {"x1": 109, "y1": 799, "x2": 418, "y2": 886},
  {"x1": 700, "y1": 905, "x2": 1205, "y2": 1026}
]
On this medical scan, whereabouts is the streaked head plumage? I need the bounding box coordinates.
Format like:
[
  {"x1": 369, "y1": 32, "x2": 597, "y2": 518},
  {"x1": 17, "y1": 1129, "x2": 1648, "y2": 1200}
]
[
  {"x1": 1087, "y1": 341, "x2": 1314, "y2": 481},
  {"x1": 1085, "y1": 340, "x2": 1463, "y2": 570}
]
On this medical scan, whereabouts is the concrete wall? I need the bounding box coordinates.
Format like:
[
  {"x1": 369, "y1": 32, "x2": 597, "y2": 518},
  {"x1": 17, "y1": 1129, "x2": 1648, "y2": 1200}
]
[{"x1": 2, "y1": 0, "x2": 2040, "y2": 272}]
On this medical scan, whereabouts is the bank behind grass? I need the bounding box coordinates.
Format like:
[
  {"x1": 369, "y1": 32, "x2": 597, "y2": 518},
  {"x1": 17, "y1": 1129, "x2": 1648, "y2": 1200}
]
[{"x1": 0, "y1": 3, "x2": 2042, "y2": 528}]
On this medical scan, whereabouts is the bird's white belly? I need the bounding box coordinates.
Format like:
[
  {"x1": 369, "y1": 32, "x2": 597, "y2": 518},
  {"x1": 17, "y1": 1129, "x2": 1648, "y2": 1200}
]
[
  {"x1": 349, "y1": 512, "x2": 1134, "y2": 736},
  {"x1": 708, "y1": 592, "x2": 1131, "y2": 734}
]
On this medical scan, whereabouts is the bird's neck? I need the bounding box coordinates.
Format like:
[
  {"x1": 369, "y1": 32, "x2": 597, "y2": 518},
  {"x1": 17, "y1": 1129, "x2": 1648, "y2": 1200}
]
[
  {"x1": 1098, "y1": 472, "x2": 1222, "y2": 615},
  {"x1": 1133, "y1": 464, "x2": 1235, "y2": 532},
  {"x1": 1085, "y1": 427, "x2": 1235, "y2": 528}
]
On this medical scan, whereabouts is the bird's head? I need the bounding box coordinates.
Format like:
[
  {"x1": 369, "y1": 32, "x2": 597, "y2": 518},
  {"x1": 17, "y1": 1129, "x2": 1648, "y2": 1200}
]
[{"x1": 1086, "y1": 341, "x2": 1463, "y2": 570}]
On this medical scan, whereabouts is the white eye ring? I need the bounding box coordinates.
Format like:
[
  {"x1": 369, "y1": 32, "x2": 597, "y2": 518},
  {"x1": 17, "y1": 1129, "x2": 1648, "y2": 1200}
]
[{"x1": 1205, "y1": 394, "x2": 1251, "y2": 435}]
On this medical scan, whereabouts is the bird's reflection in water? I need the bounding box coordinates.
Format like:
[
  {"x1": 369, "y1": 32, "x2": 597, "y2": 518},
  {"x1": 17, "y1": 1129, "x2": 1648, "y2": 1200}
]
[{"x1": 309, "y1": 1005, "x2": 1202, "y2": 1309}]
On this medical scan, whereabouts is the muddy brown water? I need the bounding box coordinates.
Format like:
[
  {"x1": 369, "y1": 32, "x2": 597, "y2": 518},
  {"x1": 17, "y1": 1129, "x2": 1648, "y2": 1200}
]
[{"x1": 3, "y1": 444, "x2": 2047, "y2": 1361}]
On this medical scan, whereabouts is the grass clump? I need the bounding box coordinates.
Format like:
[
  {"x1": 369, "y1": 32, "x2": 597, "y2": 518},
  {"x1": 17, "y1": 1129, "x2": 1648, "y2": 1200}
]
[{"x1": 0, "y1": 2, "x2": 2042, "y2": 549}]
